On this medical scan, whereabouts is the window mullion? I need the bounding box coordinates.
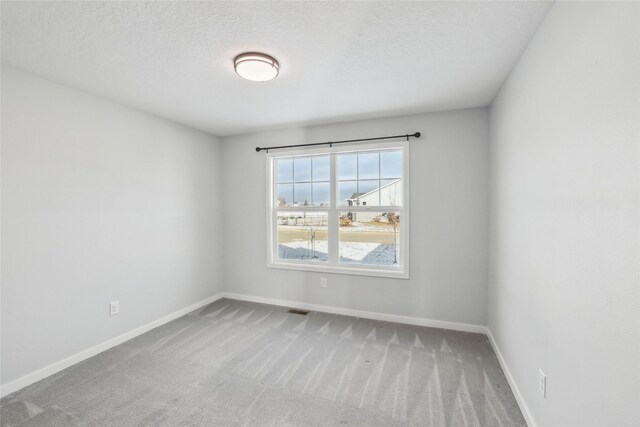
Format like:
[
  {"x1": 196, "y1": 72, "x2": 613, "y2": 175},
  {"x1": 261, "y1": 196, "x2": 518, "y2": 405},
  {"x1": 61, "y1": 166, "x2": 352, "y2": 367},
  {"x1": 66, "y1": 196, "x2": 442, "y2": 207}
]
[{"x1": 328, "y1": 153, "x2": 338, "y2": 265}]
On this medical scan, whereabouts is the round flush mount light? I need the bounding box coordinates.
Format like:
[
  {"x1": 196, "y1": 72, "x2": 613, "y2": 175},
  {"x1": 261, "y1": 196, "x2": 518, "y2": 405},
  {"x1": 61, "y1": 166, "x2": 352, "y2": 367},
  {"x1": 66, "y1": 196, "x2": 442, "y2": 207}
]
[{"x1": 234, "y1": 52, "x2": 280, "y2": 82}]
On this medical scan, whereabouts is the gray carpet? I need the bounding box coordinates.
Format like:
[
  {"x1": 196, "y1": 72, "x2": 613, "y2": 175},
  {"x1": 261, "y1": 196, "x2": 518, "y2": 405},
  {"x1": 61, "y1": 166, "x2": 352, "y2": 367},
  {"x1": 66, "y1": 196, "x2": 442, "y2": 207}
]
[{"x1": 0, "y1": 298, "x2": 525, "y2": 426}]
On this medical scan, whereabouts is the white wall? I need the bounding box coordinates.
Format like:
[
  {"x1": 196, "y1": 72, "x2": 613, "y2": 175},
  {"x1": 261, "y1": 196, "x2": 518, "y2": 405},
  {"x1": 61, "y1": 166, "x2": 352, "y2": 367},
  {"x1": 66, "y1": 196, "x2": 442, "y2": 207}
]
[
  {"x1": 1, "y1": 66, "x2": 224, "y2": 385},
  {"x1": 222, "y1": 108, "x2": 489, "y2": 327},
  {"x1": 488, "y1": 2, "x2": 640, "y2": 426}
]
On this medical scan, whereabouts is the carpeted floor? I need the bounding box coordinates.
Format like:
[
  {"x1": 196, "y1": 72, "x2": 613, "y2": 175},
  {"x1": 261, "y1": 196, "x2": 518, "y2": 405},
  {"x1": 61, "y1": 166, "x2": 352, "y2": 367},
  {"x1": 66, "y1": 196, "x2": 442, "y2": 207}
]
[{"x1": 0, "y1": 298, "x2": 525, "y2": 426}]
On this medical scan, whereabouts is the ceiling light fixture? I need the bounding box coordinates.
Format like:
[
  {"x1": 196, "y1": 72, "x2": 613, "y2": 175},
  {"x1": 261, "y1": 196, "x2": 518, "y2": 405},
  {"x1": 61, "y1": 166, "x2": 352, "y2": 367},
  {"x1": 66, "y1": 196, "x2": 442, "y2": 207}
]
[{"x1": 234, "y1": 52, "x2": 280, "y2": 82}]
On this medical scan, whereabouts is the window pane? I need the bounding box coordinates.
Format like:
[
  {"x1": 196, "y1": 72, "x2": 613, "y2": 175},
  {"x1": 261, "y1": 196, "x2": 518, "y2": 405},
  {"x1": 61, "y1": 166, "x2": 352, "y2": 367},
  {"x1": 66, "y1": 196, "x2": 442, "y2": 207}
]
[
  {"x1": 312, "y1": 156, "x2": 330, "y2": 181},
  {"x1": 277, "y1": 212, "x2": 328, "y2": 261},
  {"x1": 357, "y1": 180, "x2": 380, "y2": 206},
  {"x1": 337, "y1": 180, "x2": 358, "y2": 206},
  {"x1": 358, "y1": 152, "x2": 379, "y2": 180},
  {"x1": 380, "y1": 151, "x2": 402, "y2": 179},
  {"x1": 379, "y1": 179, "x2": 402, "y2": 206},
  {"x1": 293, "y1": 183, "x2": 311, "y2": 206},
  {"x1": 312, "y1": 182, "x2": 330, "y2": 206},
  {"x1": 337, "y1": 154, "x2": 357, "y2": 180},
  {"x1": 277, "y1": 158, "x2": 293, "y2": 183},
  {"x1": 338, "y1": 211, "x2": 400, "y2": 266},
  {"x1": 294, "y1": 157, "x2": 311, "y2": 182},
  {"x1": 276, "y1": 183, "x2": 293, "y2": 207}
]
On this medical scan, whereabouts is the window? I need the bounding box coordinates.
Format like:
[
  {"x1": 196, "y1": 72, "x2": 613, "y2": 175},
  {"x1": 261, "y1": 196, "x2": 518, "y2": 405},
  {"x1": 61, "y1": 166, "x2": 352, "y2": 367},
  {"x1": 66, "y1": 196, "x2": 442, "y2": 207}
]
[{"x1": 267, "y1": 142, "x2": 409, "y2": 278}]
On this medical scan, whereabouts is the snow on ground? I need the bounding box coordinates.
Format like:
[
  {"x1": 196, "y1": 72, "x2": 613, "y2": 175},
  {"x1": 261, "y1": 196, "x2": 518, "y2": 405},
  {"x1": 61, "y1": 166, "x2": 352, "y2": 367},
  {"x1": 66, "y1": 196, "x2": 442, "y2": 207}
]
[{"x1": 278, "y1": 240, "x2": 398, "y2": 265}]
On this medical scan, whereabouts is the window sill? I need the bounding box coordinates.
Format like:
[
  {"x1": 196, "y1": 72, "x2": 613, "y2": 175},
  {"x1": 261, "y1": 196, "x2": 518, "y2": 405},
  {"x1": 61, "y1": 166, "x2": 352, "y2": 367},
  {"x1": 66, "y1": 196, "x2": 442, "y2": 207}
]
[{"x1": 267, "y1": 261, "x2": 409, "y2": 279}]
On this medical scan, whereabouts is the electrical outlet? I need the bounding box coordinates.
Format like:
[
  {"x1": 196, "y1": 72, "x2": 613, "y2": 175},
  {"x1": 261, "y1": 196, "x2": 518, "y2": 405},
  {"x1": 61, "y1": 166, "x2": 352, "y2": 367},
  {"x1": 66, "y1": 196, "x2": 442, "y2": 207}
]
[
  {"x1": 320, "y1": 278, "x2": 327, "y2": 288},
  {"x1": 538, "y1": 369, "x2": 546, "y2": 398},
  {"x1": 109, "y1": 301, "x2": 120, "y2": 316}
]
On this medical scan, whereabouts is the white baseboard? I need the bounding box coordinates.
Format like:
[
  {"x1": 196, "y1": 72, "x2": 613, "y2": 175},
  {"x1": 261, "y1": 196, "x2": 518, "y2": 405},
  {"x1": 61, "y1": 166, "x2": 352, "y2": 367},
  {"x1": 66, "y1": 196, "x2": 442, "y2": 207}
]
[
  {"x1": 0, "y1": 292, "x2": 225, "y2": 398},
  {"x1": 222, "y1": 292, "x2": 487, "y2": 334},
  {"x1": 486, "y1": 328, "x2": 537, "y2": 427}
]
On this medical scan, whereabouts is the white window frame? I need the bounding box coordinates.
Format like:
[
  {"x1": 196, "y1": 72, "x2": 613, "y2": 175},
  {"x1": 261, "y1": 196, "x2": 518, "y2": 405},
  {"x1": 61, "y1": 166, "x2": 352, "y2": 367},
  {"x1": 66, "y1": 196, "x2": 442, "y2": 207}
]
[{"x1": 266, "y1": 141, "x2": 410, "y2": 279}]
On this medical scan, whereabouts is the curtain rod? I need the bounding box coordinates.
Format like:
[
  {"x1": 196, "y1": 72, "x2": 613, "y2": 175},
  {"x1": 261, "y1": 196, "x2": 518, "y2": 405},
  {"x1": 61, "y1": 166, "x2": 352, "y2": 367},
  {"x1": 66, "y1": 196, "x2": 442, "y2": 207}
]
[{"x1": 255, "y1": 132, "x2": 421, "y2": 153}]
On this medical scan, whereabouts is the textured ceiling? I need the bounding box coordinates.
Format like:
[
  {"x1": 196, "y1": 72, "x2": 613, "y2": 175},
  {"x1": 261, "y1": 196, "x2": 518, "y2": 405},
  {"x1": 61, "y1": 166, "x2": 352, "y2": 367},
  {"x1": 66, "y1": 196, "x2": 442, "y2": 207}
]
[{"x1": 1, "y1": 1, "x2": 551, "y2": 136}]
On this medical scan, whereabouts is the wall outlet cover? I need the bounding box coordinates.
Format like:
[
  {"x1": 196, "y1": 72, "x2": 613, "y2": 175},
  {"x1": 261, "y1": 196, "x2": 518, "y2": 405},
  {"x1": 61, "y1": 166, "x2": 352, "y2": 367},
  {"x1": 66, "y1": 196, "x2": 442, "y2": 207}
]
[
  {"x1": 538, "y1": 369, "x2": 546, "y2": 398},
  {"x1": 109, "y1": 301, "x2": 120, "y2": 316}
]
